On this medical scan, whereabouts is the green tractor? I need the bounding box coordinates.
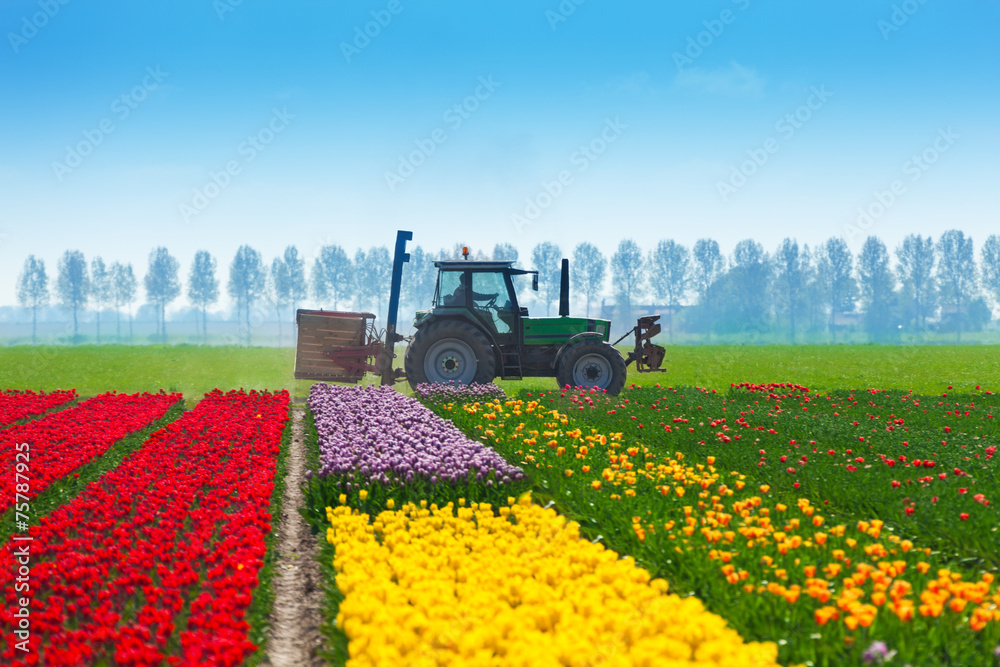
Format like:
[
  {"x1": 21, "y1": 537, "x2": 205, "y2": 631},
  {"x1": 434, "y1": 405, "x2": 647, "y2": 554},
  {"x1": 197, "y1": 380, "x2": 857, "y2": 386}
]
[{"x1": 293, "y1": 231, "x2": 665, "y2": 396}]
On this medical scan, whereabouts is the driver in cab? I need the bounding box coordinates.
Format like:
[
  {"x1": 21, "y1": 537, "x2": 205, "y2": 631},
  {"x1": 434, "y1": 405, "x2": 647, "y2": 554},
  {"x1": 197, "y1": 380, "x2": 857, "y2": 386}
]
[{"x1": 447, "y1": 273, "x2": 498, "y2": 307}]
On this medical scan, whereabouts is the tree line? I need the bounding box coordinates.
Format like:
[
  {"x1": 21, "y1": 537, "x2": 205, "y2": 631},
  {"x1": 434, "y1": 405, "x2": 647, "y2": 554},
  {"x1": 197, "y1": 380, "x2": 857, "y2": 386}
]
[{"x1": 13, "y1": 230, "x2": 1000, "y2": 345}]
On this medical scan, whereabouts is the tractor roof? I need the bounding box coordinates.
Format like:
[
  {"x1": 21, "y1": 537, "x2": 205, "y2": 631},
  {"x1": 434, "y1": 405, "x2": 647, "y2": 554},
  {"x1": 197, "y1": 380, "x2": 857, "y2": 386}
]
[{"x1": 434, "y1": 260, "x2": 516, "y2": 270}]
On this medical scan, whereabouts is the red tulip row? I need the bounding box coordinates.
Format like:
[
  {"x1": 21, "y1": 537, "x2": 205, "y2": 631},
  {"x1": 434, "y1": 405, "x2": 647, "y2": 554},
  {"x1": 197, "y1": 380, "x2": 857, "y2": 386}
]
[
  {"x1": 0, "y1": 391, "x2": 182, "y2": 515},
  {"x1": 0, "y1": 389, "x2": 289, "y2": 666},
  {"x1": 0, "y1": 389, "x2": 77, "y2": 426}
]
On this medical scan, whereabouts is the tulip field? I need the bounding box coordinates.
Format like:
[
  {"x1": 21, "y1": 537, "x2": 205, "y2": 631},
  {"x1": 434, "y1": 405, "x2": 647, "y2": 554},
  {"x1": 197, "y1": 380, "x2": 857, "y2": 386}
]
[
  {"x1": 3, "y1": 356, "x2": 1000, "y2": 666},
  {"x1": 413, "y1": 382, "x2": 1000, "y2": 666},
  {"x1": 304, "y1": 383, "x2": 781, "y2": 667},
  {"x1": 0, "y1": 389, "x2": 76, "y2": 425},
  {"x1": 1, "y1": 388, "x2": 290, "y2": 666}
]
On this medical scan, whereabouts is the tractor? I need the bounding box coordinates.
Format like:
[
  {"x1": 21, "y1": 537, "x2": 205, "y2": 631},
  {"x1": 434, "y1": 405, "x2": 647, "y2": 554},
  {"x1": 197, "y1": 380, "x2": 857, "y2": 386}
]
[{"x1": 293, "y1": 230, "x2": 665, "y2": 395}]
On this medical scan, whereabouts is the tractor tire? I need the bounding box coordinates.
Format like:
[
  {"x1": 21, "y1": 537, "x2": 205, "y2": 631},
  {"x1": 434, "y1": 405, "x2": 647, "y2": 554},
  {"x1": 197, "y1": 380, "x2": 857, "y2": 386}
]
[
  {"x1": 556, "y1": 340, "x2": 627, "y2": 395},
  {"x1": 405, "y1": 319, "x2": 497, "y2": 390}
]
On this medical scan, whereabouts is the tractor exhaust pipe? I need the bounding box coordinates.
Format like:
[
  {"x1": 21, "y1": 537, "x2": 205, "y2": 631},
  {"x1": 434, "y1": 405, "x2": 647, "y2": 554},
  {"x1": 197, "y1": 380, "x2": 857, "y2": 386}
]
[{"x1": 559, "y1": 258, "x2": 569, "y2": 317}]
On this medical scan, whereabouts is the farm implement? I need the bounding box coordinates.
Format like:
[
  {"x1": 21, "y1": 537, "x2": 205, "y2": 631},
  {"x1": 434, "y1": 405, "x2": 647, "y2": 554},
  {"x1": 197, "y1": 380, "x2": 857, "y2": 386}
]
[{"x1": 294, "y1": 230, "x2": 666, "y2": 395}]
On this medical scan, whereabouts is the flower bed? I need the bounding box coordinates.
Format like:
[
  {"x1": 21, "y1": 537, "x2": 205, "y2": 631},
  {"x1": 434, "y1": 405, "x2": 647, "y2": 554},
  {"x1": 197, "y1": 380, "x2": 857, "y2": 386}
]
[
  {"x1": 413, "y1": 381, "x2": 506, "y2": 403},
  {"x1": 0, "y1": 391, "x2": 181, "y2": 515},
  {"x1": 326, "y1": 496, "x2": 780, "y2": 666},
  {"x1": 304, "y1": 383, "x2": 525, "y2": 526},
  {"x1": 0, "y1": 388, "x2": 77, "y2": 425},
  {"x1": 429, "y1": 384, "x2": 1000, "y2": 666},
  {"x1": 0, "y1": 389, "x2": 289, "y2": 667}
]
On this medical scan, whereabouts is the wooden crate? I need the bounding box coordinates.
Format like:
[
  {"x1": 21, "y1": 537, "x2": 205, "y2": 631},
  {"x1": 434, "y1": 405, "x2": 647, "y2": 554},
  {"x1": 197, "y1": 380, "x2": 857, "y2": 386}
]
[{"x1": 294, "y1": 309, "x2": 377, "y2": 382}]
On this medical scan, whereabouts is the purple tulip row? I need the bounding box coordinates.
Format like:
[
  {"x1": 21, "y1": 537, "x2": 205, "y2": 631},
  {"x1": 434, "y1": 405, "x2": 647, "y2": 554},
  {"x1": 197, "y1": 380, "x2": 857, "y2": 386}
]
[
  {"x1": 413, "y1": 381, "x2": 506, "y2": 403},
  {"x1": 308, "y1": 383, "x2": 524, "y2": 487}
]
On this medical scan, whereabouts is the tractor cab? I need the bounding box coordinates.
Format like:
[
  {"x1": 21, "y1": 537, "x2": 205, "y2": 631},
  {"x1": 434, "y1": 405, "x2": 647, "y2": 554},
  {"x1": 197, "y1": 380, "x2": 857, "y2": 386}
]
[{"x1": 426, "y1": 261, "x2": 535, "y2": 347}]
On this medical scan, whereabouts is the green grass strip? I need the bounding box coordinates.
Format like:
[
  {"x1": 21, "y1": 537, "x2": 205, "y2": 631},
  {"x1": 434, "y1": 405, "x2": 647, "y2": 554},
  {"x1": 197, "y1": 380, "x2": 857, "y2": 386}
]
[{"x1": 0, "y1": 397, "x2": 187, "y2": 544}]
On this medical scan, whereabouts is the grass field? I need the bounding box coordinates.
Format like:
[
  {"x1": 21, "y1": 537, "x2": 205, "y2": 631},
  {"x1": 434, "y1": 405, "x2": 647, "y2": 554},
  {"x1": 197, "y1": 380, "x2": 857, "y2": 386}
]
[{"x1": 1, "y1": 344, "x2": 998, "y2": 400}]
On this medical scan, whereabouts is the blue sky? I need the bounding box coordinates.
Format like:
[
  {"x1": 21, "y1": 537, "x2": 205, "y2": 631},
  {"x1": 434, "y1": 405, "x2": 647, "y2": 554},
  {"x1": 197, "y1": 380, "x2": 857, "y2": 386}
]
[{"x1": 1, "y1": 0, "x2": 998, "y2": 309}]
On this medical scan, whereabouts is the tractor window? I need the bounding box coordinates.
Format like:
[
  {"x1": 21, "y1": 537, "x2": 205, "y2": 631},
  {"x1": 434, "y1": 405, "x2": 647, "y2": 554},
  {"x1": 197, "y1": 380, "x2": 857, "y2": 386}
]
[
  {"x1": 472, "y1": 272, "x2": 515, "y2": 336},
  {"x1": 438, "y1": 271, "x2": 463, "y2": 307},
  {"x1": 471, "y1": 272, "x2": 510, "y2": 309}
]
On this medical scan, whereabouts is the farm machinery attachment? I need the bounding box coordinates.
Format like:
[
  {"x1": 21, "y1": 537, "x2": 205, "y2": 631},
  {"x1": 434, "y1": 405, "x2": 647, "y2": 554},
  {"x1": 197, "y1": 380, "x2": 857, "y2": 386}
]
[
  {"x1": 294, "y1": 230, "x2": 665, "y2": 395},
  {"x1": 614, "y1": 315, "x2": 667, "y2": 373},
  {"x1": 293, "y1": 231, "x2": 411, "y2": 386}
]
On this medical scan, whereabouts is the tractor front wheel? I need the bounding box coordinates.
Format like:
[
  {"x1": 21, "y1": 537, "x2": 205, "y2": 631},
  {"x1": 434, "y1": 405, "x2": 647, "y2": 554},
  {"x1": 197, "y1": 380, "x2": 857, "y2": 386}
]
[
  {"x1": 556, "y1": 340, "x2": 627, "y2": 395},
  {"x1": 405, "y1": 320, "x2": 496, "y2": 390}
]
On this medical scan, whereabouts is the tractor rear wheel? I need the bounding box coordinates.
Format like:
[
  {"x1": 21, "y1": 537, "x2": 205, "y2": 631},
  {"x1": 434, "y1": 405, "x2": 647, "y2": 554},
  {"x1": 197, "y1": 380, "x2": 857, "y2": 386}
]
[
  {"x1": 556, "y1": 340, "x2": 626, "y2": 395},
  {"x1": 405, "y1": 320, "x2": 496, "y2": 390}
]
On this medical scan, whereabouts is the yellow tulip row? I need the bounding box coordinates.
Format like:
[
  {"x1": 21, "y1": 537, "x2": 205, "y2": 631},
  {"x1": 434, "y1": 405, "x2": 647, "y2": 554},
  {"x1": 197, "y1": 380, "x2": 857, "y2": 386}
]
[{"x1": 325, "y1": 496, "x2": 781, "y2": 667}]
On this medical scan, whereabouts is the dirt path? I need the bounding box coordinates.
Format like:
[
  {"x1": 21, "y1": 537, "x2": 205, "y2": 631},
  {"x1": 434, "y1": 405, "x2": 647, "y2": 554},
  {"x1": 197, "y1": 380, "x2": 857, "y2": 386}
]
[{"x1": 261, "y1": 408, "x2": 325, "y2": 667}]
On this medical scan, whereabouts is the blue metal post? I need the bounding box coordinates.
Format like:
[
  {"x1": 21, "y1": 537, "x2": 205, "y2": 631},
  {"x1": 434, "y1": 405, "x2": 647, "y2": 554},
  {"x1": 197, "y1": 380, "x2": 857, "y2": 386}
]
[{"x1": 381, "y1": 230, "x2": 412, "y2": 385}]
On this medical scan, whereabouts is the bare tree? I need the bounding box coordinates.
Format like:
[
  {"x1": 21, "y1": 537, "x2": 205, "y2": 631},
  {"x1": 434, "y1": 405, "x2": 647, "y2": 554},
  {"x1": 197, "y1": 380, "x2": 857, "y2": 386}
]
[
  {"x1": 648, "y1": 240, "x2": 689, "y2": 341},
  {"x1": 270, "y1": 256, "x2": 290, "y2": 343},
  {"x1": 858, "y1": 236, "x2": 895, "y2": 341},
  {"x1": 531, "y1": 242, "x2": 563, "y2": 316},
  {"x1": 56, "y1": 250, "x2": 89, "y2": 344},
  {"x1": 228, "y1": 245, "x2": 267, "y2": 346},
  {"x1": 111, "y1": 262, "x2": 137, "y2": 343},
  {"x1": 816, "y1": 238, "x2": 856, "y2": 342},
  {"x1": 352, "y1": 248, "x2": 370, "y2": 312},
  {"x1": 980, "y1": 235, "x2": 1000, "y2": 316},
  {"x1": 896, "y1": 234, "x2": 936, "y2": 331},
  {"x1": 284, "y1": 246, "x2": 308, "y2": 329},
  {"x1": 691, "y1": 239, "x2": 725, "y2": 303},
  {"x1": 16, "y1": 255, "x2": 49, "y2": 344},
  {"x1": 403, "y1": 245, "x2": 437, "y2": 311},
  {"x1": 571, "y1": 242, "x2": 606, "y2": 317},
  {"x1": 937, "y1": 230, "x2": 977, "y2": 342},
  {"x1": 312, "y1": 244, "x2": 353, "y2": 310},
  {"x1": 188, "y1": 250, "x2": 219, "y2": 344},
  {"x1": 773, "y1": 239, "x2": 805, "y2": 342},
  {"x1": 144, "y1": 247, "x2": 181, "y2": 343},
  {"x1": 492, "y1": 242, "x2": 519, "y2": 266},
  {"x1": 611, "y1": 239, "x2": 645, "y2": 326},
  {"x1": 91, "y1": 257, "x2": 112, "y2": 344},
  {"x1": 364, "y1": 246, "x2": 393, "y2": 320},
  {"x1": 690, "y1": 238, "x2": 725, "y2": 339}
]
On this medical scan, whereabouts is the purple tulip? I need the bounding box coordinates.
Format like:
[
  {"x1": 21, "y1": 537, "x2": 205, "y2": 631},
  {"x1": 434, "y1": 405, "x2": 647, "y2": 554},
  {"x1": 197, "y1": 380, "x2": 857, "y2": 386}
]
[
  {"x1": 308, "y1": 383, "x2": 524, "y2": 487},
  {"x1": 414, "y1": 381, "x2": 506, "y2": 403}
]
